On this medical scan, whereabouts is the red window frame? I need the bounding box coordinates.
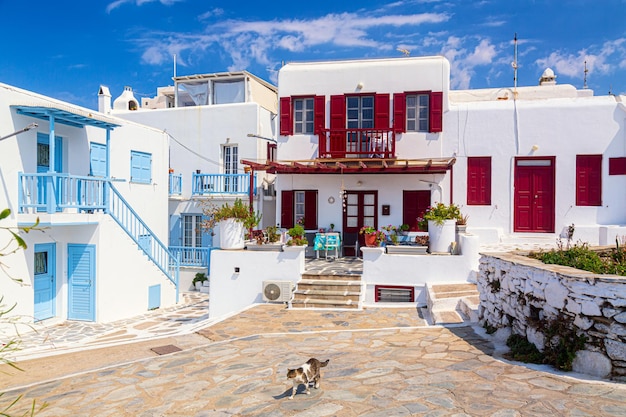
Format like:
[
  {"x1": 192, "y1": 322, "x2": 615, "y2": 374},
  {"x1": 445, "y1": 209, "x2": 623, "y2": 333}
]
[
  {"x1": 576, "y1": 154, "x2": 602, "y2": 206},
  {"x1": 279, "y1": 96, "x2": 325, "y2": 136},
  {"x1": 467, "y1": 156, "x2": 492, "y2": 205},
  {"x1": 280, "y1": 190, "x2": 318, "y2": 229},
  {"x1": 374, "y1": 285, "x2": 415, "y2": 302},
  {"x1": 393, "y1": 91, "x2": 443, "y2": 133}
]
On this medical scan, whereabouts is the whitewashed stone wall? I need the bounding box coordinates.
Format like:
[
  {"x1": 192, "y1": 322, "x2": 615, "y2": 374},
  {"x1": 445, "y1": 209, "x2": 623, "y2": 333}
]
[{"x1": 477, "y1": 251, "x2": 626, "y2": 380}]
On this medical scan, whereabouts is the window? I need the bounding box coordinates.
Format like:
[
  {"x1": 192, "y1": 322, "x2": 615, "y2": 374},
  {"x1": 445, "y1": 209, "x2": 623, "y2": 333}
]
[
  {"x1": 182, "y1": 214, "x2": 203, "y2": 247},
  {"x1": 213, "y1": 80, "x2": 244, "y2": 104},
  {"x1": 280, "y1": 96, "x2": 325, "y2": 136},
  {"x1": 130, "y1": 151, "x2": 152, "y2": 184},
  {"x1": 294, "y1": 98, "x2": 314, "y2": 134},
  {"x1": 267, "y1": 143, "x2": 277, "y2": 162},
  {"x1": 346, "y1": 96, "x2": 374, "y2": 129},
  {"x1": 223, "y1": 145, "x2": 238, "y2": 192},
  {"x1": 280, "y1": 190, "x2": 318, "y2": 229},
  {"x1": 467, "y1": 157, "x2": 491, "y2": 205},
  {"x1": 406, "y1": 94, "x2": 429, "y2": 132},
  {"x1": 393, "y1": 91, "x2": 443, "y2": 133},
  {"x1": 90, "y1": 143, "x2": 107, "y2": 177},
  {"x1": 375, "y1": 285, "x2": 414, "y2": 302},
  {"x1": 576, "y1": 155, "x2": 602, "y2": 206}
]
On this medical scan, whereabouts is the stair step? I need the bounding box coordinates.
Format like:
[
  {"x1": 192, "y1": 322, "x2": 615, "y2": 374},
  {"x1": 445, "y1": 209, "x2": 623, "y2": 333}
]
[
  {"x1": 293, "y1": 290, "x2": 360, "y2": 301},
  {"x1": 297, "y1": 282, "x2": 361, "y2": 292},
  {"x1": 432, "y1": 310, "x2": 465, "y2": 324},
  {"x1": 291, "y1": 298, "x2": 359, "y2": 309},
  {"x1": 302, "y1": 273, "x2": 362, "y2": 281}
]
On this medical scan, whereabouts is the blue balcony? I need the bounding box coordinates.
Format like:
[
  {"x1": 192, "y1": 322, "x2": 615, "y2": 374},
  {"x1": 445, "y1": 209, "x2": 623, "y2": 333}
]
[
  {"x1": 169, "y1": 246, "x2": 212, "y2": 268},
  {"x1": 169, "y1": 173, "x2": 182, "y2": 196},
  {"x1": 19, "y1": 173, "x2": 107, "y2": 213},
  {"x1": 192, "y1": 173, "x2": 256, "y2": 196}
]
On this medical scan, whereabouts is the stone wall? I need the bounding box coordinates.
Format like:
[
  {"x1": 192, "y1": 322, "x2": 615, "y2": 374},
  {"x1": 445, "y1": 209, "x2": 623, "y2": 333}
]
[{"x1": 477, "y1": 251, "x2": 626, "y2": 379}]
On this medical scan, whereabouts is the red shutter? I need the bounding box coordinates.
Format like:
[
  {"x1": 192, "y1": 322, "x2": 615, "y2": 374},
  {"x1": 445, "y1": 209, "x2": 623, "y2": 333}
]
[
  {"x1": 609, "y1": 157, "x2": 626, "y2": 175},
  {"x1": 280, "y1": 97, "x2": 292, "y2": 136},
  {"x1": 314, "y1": 95, "x2": 325, "y2": 134},
  {"x1": 393, "y1": 93, "x2": 406, "y2": 133},
  {"x1": 304, "y1": 190, "x2": 318, "y2": 230},
  {"x1": 281, "y1": 190, "x2": 294, "y2": 228},
  {"x1": 429, "y1": 91, "x2": 443, "y2": 133},
  {"x1": 403, "y1": 190, "x2": 431, "y2": 232},
  {"x1": 577, "y1": 155, "x2": 602, "y2": 206},
  {"x1": 374, "y1": 94, "x2": 390, "y2": 130},
  {"x1": 329, "y1": 95, "x2": 345, "y2": 130},
  {"x1": 467, "y1": 157, "x2": 492, "y2": 205}
]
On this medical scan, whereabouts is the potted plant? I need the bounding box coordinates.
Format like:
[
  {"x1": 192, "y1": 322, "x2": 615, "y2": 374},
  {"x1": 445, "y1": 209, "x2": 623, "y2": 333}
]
[
  {"x1": 398, "y1": 223, "x2": 410, "y2": 235},
  {"x1": 192, "y1": 272, "x2": 208, "y2": 291},
  {"x1": 286, "y1": 224, "x2": 308, "y2": 246},
  {"x1": 203, "y1": 199, "x2": 261, "y2": 250},
  {"x1": 382, "y1": 225, "x2": 399, "y2": 245},
  {"x1": 360, "y1": 226, "x2": 385, "y2": 247},
  {"x1": 246, "y1": 225, "x2": 284, "y2": 251},
  {"x1": 423, "y1": 202, "x2": 460, "y2": 253},
  {"x1": 456, "y1": 214, "x2": 469, "y2": 233}
]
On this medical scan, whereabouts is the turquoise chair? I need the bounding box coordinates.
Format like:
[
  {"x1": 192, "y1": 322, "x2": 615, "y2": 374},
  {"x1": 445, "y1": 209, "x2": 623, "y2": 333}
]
[{"x1": 324, "y1": 233, "x2": 340, "y2": 259}]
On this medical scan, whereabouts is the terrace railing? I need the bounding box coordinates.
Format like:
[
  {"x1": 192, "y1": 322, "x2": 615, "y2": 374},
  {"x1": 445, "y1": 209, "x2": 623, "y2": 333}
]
[
  {"x1": 192, "y1": 173, "x2": 256, "y2": 196},
  {"x1": 18, "y1": 173, "x2": 107, "y2": 213},
  {"x1": 318, "y1": 128, "x2": 395, "y2": 159},
  {"x1": 169, "y1": 173, "x2": 182, "y2": 196},
  {"x1": 169, "y1": 246, "x2": 211, "y2": 268}
]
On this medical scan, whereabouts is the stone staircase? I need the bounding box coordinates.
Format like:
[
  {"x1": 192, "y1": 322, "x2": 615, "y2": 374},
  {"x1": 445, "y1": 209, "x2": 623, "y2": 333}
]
[
  {"x1": 291, "y1": 272, "x2": 362, "y2": 309},
  {"x1": 426, "y1": 283, "x2": 480, "y2": 325}
]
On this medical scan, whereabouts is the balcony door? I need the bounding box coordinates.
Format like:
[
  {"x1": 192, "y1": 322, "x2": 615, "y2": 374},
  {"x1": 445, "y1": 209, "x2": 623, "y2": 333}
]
[
  {"x1": 223, "y1": 145, "x2": 238, "y2": 193},
  {"x1": 343, "y1": 191, "x2": 377, "y2": 256}
]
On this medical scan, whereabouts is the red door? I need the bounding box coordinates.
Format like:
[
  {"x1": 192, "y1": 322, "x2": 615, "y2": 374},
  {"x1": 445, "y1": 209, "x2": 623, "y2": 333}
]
[
  {"x1": 514, "y1": 157, "x2": 555, "y2": 232},
  {"x1": 343, "y1": 191, "x2": 377, "y2": 256}
]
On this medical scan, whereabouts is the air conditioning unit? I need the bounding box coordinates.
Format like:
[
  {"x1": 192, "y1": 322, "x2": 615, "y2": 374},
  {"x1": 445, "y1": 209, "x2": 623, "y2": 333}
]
[{"x1": 262, "y1": 280, "x2": 292, "y2": 303}]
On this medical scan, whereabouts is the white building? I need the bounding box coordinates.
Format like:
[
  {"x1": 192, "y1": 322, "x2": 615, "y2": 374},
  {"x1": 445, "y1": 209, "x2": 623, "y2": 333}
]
[
  {"x1": 245, "y1": 57, "x2": 626, "y2": 255},
  {"x1": 104, "y1": 71, "x2": 278, "y2": 289},
  {"x1": 0, "y1": 82, "x2": 177, "y2": 331}
]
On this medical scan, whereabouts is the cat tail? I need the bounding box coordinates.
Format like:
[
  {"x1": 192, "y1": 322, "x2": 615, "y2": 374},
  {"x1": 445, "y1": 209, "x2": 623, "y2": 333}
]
[{"x1": 320, "y1": 359, "x2": 329, "y2": 367}]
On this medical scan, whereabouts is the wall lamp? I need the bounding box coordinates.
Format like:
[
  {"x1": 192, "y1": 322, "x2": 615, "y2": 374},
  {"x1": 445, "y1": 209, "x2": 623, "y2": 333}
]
[
  {"x1": 0, "y1": 122, "x2": 38, "y2": 141},
  {"x1": 247, "y1": 133, "x2": 277, "y2": 144}
]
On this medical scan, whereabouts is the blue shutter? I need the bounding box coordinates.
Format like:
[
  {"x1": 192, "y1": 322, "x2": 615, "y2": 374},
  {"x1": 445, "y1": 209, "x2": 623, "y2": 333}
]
[
  {"x1": 131, "y1": 151, "x2": 152, "y2": 184},
  {"x1": 169, "y1": 214, "x2": 181, "y2": 246},
  {"x1": 90, "y1": 143, "x2": 107, "y2": 177}
]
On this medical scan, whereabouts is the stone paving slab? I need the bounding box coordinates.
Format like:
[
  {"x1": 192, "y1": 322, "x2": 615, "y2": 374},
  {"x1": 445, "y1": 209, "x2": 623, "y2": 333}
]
[{"x1": 2, "y1": 304, "x2": 626, "y2": 416}]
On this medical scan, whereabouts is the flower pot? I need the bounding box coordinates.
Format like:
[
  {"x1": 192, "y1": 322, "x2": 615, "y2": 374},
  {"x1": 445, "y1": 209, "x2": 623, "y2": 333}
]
[
  {"x1": 428, "y1": 219, "x2": 456, "y2": 253},
  {"x1": 219, "y1": 218, "x2": 245, "y2": 249},
  {"x1": 364, "y1": 233, "x2": 378, "y2": 247}
]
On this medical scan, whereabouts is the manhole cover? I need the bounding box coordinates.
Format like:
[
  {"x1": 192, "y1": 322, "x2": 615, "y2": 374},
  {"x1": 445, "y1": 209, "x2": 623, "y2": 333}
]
[{"x1": 151, "y1": 344, "x2": 182, "y2": 355}]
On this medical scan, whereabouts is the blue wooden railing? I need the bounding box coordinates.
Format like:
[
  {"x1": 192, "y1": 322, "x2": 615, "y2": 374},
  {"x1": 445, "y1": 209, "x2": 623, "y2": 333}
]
[
  {"x1": 192, "y1": 173, "x2": 256, "y2": 195},
  {"x1": 169, "y1": 246, "x2": 211, "y2": 268},
  {"x1": 108, "y1": 184, "x2": 179, "y2": 301},
  {"x1": 169, "y1": 173, "x2": 182, "y2": 196}
]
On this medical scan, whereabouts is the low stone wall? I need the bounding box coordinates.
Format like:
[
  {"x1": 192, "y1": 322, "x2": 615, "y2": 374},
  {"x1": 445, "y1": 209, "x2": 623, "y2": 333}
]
[{"x1": 478, "y1": 251, "x2": 626, "y2": 379}]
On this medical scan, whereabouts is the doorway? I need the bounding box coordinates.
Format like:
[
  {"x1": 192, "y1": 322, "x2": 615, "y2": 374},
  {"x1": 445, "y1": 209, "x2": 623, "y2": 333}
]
[
  {"x1": 514, "y1": 157, "x2": 555, "y2": 233},
  {"x1": 34, "y1": 243, "x2": 56, "y2": 321},
  {"x1": 342, "y1": 190, "x2": 377, "y2": 256}
]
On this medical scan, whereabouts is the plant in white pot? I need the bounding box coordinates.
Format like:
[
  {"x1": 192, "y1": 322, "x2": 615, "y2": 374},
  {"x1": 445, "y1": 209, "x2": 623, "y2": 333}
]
[
  {"x1": 203, "y1": 199, "x2": 261, "y2": 250},
  {"x1": 422, "y1": 202, "x2": 460, "y2": 253}
]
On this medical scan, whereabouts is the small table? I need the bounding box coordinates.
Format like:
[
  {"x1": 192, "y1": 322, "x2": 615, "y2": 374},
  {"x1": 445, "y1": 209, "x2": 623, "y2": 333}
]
[{"x1": 314, "y1": 233, "x2": 341, "y2": 259}]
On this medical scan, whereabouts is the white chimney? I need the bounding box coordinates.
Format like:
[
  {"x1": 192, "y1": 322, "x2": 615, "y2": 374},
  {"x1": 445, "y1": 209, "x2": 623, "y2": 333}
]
[{"x1": 98, "y1": 85, "x2": 112, "y2": 114}]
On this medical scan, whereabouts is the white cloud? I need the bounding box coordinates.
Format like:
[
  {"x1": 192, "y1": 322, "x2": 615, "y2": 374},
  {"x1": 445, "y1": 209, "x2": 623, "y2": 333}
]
[
  {"x1": 106, "y1": 0, "x2": 182, "y2": 14},
  {"x1": 198, "y1": 8, "x2": 224, "y2": 21}
]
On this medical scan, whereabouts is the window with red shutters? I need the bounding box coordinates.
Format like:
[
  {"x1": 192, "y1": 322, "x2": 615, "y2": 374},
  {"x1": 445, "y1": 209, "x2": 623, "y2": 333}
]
[
  {"x1": 281, "y1": 190, "x2": 294, "y2": 228},
  {"x1": 374, "y1": 94, "x2": 390, "y2": 129},
  {"x1": 279, "y1": 97, "x2": 292, "y2": 136},
  {"x1": 576, "y1": 155, "x2": 602, "y2": 206},
  {"x1": 280, "y1": 190, "x2": 318, "y2": 229},
  {"x1": 330, "y1": 95, "x2": 346, "y2": 130},
  {"x1": 467, "y1": 157, "x2": 492, "y2": 205}
]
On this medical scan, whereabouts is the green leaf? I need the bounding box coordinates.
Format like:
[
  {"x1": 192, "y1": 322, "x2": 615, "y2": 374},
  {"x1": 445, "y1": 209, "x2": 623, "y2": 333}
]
[
  {"x1": 9, "y1": 231, "x2": 27, "y2": 250},
  {"x1": 0, "y1": 208, "x2": 10, "y2": 220}
]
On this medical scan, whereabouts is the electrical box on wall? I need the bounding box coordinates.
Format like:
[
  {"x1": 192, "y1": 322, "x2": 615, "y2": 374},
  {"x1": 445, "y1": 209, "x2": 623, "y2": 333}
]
[{"x1": 382, "y1": 204, "x2": 390, "y2": 215}]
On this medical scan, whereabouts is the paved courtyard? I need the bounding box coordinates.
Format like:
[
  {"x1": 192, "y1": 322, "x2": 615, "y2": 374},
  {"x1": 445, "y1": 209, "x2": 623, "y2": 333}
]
[{"x1": 2, "y1": 303, "x2": 626, "y2": 416}]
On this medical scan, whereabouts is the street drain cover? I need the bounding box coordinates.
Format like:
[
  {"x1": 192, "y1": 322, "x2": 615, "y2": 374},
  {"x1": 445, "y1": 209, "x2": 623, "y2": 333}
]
[{"x1": 151, "y1": 344, "x2": 182, "y2": 355}]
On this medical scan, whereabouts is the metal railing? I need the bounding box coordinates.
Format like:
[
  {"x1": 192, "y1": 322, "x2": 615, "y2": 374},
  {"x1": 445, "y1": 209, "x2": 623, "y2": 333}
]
[
  {"x1": 318, "y1": 128, "x2": 395, "y2": 159},
  {"x1": 169, "y1": 173, "x2": 182, "y2": 196},
  {"x1": 192, "y1": 173, "x2": 256, "y2": 195},
  {"x1": 169, "y1": 246, "x2": 211, "y2": 268}
]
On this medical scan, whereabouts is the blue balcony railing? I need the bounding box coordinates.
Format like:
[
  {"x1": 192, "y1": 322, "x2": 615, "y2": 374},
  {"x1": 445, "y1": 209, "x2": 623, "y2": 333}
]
[
  {"x1": 18, "y1": 173, "x2": 107, "y2": 213},
  {"x1": 192, "y1": 173, "x2": 256, "y2": 196},
  {"x1": 169, "y1": 246, "x2": 212, "y2": 268},
  {"x1": 169, "y1": 173, "x2": 182, "y2": 196}
]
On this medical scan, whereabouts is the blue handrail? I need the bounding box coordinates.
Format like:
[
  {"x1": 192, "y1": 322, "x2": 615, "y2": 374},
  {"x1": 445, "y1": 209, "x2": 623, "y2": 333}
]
[
  {"x1": 169, "y1": 246, "x2": 212, "y2": 268},
  {"x1": 108, "y1": 184, "x2": 180, "y2": 301},
  {"x1": 169, "y1": 173, "x2": 182, "y2": 196},
  {"x1": 192, "y1": 173, "x2": 256, "y2": 195}
]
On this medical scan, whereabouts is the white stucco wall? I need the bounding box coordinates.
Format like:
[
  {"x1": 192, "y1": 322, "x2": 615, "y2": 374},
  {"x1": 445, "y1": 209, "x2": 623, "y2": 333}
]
[{"x1": 208, "y1": 248, "x2": 304, "y2": 320}]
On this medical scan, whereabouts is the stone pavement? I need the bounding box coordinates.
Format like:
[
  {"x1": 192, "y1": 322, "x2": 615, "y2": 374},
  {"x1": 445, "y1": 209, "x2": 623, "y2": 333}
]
[{"x1": 2, "y1": 303, "x2": 626, "y2": 416}]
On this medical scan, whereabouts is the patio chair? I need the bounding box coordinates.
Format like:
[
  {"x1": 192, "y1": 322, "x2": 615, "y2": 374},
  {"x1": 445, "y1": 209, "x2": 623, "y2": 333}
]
[
  {"x1": 342, "y1": 232, "x2": 360, "y2": 257},
  {"x1": 324, "y1": 233, "x2": 340, "y2": 259}
]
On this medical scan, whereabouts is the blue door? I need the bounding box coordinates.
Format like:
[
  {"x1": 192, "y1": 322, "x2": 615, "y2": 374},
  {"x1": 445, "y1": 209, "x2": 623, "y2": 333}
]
[
  {"x1": 68, "y1": 244, "x2": 96, "y2": 321},
  {"x1": 34, "y1": 243, "x2": 56, "y2": 321},
  {"x1": 37, "y1": 133, "x2": 63, "y2": 211}
]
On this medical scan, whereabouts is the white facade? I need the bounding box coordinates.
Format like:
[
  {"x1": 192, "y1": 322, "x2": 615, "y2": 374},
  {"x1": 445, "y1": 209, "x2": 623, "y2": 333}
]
[
  {"x1": 0, "y1": 82, "x2": 175, "y2": 331},
  {"x1": 270, "y1": 56, "x2": 626, "y2": 251}
]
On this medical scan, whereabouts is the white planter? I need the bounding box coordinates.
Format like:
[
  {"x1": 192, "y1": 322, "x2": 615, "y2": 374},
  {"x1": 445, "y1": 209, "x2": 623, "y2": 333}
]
[
  {"x1": 428, "y1": 219, "x2": 456, "y2": 253},
  {"x1": 386, "y1": 245, "x2": 428, "y2": 255},
  {"x1": 219, "y1": 219, "x2": 245, "y2": 250},
  {"x1": 246, "y1": 242, "x2": 284, "y2": 251}
]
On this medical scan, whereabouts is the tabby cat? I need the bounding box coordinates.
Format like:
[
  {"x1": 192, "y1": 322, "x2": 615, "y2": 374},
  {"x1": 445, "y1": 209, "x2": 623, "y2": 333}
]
[{"x1": 286, "y1": 357, "x2": 330, "y2": 399}]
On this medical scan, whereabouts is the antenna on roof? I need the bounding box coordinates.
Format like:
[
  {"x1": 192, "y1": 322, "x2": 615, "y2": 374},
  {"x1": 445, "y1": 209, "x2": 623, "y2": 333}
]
[
  {"x1": 397, "y1": 48, "x2": 410, "y2": 56},
  {"x1": 583, "y1": 60, "x2": 588, "y2": 89},
  {"x1": 511, "y1": 33, "x2": 518, "y2": 91}
]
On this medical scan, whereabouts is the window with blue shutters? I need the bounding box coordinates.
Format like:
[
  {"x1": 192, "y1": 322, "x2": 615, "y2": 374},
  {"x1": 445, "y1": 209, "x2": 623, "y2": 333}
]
[
  {"x1": 130, "y1": 151, "x2": 151, "y2": 184},
  {"x1": 90, "y1": 143, "x2": 107, "y2": 177}
]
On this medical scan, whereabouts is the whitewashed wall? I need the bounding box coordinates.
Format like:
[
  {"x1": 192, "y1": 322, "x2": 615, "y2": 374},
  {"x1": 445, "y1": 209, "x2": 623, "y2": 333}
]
[{"x1": 208, "y1": 248, "x2": 304, "y2": 320}]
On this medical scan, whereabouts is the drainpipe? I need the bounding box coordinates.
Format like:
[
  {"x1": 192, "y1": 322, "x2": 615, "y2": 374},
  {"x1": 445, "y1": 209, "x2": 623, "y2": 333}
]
[
  {"x1": 104, "y1": 128, "x2": 111, "y2": 213},
  {"x1": 449, "y1": 164, "x2": 454, "y2": 205},
  {"x1": 47, "y1": 115, "x2": 56, "y2": 214}
]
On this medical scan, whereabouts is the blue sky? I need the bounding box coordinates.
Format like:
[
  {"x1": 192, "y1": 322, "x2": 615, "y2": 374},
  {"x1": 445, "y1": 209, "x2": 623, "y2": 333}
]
[{"x1": 1, "y1": 0, "x2": 625, "y2": 110}]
